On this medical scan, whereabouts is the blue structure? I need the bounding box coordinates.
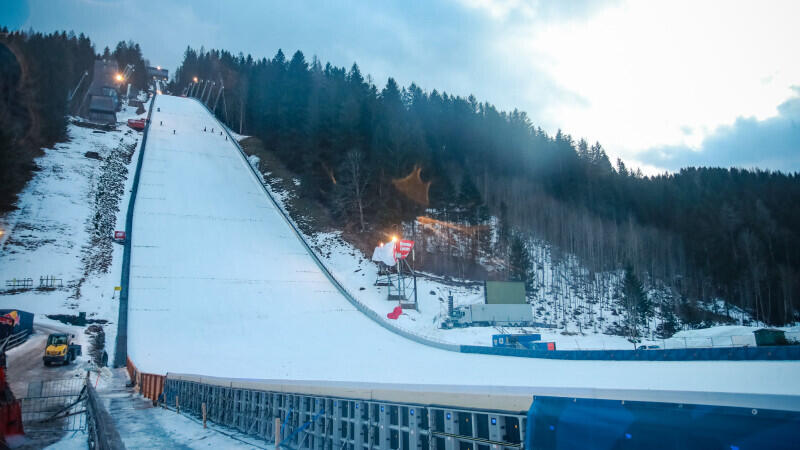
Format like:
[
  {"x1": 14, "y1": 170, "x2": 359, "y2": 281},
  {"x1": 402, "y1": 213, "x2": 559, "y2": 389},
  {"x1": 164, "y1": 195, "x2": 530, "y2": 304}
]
[
  {"x1": 493, "y1": 334, "x2": 543, "y2": 349},
  {"x1": 0, "y1": 309, "x2": 33, "y2": 335},
  {"x1": 525, "y1": 395, "x2": 800, "y2": 449}
]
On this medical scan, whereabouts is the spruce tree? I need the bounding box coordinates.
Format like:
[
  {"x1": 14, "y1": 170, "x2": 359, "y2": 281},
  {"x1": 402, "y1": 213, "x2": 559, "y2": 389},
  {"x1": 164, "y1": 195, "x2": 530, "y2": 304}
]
[
  {"x1": 621, "y1": 265, "x2": 646, "y2": 341},
  {"x1": 509, "y1": 233, "x2": 532, "y2": 289}
]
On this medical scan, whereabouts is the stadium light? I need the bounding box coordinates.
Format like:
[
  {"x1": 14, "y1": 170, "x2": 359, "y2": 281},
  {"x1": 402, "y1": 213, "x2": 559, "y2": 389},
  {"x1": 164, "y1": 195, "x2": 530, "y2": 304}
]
[
  {"x1": 193, "y1": 76, "x2": 198, "y2": 83},
  {"x1": 115, "y1": 73, "x2": 124, "y2": 82},
  {"x1": 157, "y1": 66, "x2": 161, "y2": 70},
  {"x1": 391, "y1": 235, "x2": 398, "y2": 242}
]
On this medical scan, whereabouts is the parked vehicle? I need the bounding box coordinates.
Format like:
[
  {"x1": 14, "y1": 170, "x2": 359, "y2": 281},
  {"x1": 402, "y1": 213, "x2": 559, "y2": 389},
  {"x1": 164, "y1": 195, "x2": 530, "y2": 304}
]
[
  {"x1": 43, "y1": 333, "x2": 81, "y2": 366},
  {"x1": 442, "y1": 304, "x2": 535, "y2": 328},
  {"x1": 127, "y1": 118, "x2": 146, "y2": 131}
]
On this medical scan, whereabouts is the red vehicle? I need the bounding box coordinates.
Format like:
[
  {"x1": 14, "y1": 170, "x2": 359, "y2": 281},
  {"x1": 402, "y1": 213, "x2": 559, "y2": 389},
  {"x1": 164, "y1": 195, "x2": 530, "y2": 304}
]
[{"x1": 127, "y1": 118, "x2": 147, "y2": 131}]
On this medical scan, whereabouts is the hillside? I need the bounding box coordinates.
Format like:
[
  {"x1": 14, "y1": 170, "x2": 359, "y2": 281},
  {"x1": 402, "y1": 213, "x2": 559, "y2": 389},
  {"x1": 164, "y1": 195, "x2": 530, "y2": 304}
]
[
  {"x1": 243, "y1": 136, "x2": 799, "y2": 349},
  {"x1": 172, "y1": 46, "x2": 800, "y2": 329}
]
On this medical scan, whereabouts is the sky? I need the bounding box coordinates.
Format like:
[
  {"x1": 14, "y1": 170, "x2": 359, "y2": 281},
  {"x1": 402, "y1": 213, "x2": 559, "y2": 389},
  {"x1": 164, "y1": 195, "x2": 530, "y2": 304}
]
[{"x1": 3, "y1": 0, "x2": 799, "y2": 173}]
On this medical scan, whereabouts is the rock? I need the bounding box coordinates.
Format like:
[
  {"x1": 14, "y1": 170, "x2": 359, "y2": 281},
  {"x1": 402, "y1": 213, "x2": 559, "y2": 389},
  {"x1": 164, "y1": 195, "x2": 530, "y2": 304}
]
[{"x1": 84, "y1": 151, "x2": 102, "y2": 160}]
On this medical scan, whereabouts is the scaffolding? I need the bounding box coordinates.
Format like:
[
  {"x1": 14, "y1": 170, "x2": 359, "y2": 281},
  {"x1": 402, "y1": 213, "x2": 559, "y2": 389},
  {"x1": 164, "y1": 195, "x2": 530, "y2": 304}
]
[
  {"x1": 162, "y1": 377, "x2": 526, "y2": 450},
  {"x1": 375, "y1": 258, "x2": 416, "y2": 309}
]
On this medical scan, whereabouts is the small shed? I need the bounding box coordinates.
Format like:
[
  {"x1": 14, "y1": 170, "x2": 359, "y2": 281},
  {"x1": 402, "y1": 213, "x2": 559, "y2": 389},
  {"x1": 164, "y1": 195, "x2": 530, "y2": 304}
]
[{"x1": 754, "y1": 328, "x2": 788, "y2": 346}]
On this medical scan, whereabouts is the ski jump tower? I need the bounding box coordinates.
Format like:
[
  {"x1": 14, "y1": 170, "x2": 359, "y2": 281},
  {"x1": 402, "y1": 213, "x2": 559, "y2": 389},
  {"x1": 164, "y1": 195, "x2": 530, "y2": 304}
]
[{"x1": 372, "y1": 237, "x2": 418, "y2": 310}]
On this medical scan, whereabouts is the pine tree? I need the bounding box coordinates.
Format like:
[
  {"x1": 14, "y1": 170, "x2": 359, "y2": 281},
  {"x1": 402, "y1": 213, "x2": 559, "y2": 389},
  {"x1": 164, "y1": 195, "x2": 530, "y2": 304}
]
[
  {"x1": 621, "y1": 265, "x2": 646, "y2": 342},
  {"x1": 509, "y1": 233, "x2": 532, "y2": 289},
  {"x1": 457, "y1": 172, "x2": 483, "y2": 225},
  {"x1": 656, "y1": 296, "x2": 680, "y2": 339}
]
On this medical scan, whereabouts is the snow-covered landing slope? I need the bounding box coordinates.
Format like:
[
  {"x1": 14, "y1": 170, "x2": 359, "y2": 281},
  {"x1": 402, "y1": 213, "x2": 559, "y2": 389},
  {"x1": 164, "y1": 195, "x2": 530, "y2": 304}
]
[{"x1": 127, "y1": 95, "x2": 800, "y2": 397}]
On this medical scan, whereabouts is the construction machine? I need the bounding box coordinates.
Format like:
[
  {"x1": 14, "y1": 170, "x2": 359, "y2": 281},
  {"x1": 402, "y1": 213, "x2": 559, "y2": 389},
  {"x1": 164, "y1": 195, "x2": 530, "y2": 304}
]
[{"x1": 43, "y1": 333, "x2": 81, "y2": 366}]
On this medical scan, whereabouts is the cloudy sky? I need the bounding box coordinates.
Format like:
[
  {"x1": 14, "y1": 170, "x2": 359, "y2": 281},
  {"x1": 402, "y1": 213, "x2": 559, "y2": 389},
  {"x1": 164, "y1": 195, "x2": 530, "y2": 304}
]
[{"x1": 3, "y1": 0, "x2": 799, "y2": 173}]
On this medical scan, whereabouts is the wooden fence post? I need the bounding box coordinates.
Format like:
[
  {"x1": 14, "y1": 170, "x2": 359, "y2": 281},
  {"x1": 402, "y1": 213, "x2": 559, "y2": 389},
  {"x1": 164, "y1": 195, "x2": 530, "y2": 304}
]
[
  {"x1": 275, "y1": 417, "x2": 281, "y2": 447},
  {"x1": 202, "y1": 402, "x2": 207, "y2": 428},
  {"x1": 176, "y1": 395, "x2": 180, "y2": 414}
]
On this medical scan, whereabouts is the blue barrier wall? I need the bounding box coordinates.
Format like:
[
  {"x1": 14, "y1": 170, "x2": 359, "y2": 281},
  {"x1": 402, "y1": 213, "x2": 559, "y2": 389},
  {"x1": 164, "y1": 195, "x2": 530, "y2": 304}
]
[
  {"x1": 113, "y1": 93, "x2": 157, "y2": 368},
  {"x1": 462, "y1": 344, "x2": 800, "y2": 361},
  {"x1": 525, "y1": 395, "x2": 800, "y2": 449}
]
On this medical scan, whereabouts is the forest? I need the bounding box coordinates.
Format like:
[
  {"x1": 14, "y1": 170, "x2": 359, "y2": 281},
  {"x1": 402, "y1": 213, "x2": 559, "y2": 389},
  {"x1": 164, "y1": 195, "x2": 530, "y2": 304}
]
[
  {"x1": 0, "y1": 27, "x2": 147, "y2": 211},
  {"x1": 172, "y1": 46, "x2": 800, "y2": 326}
]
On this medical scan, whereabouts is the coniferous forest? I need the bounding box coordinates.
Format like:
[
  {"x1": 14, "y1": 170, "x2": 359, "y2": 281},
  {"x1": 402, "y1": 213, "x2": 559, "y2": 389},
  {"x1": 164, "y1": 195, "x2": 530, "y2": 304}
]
[
  {"x1": 172, "y1": 47, "x2": 800, "y2": 326},
  {"x1": 0, "y1": 28, "x2": 148, "y2": 211}
]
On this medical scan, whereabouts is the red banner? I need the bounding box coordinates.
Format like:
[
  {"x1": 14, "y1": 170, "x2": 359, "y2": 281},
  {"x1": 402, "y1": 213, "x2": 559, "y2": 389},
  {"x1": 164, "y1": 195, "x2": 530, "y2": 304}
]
[
  {"x1": 394, "y1": 240, "x2": 414, "y2": 260},
  {"x1": 114, "y1": 231, "x2": 126, "y2": 240}
]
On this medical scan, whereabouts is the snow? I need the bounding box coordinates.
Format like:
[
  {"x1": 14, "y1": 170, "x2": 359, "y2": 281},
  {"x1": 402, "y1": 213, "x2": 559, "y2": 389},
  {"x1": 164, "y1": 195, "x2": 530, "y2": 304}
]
[
  {"x1": 115, "y1": 407, "x2": 268, "y2": 449},
  {"x1": 122, "y1": 95, "x2": 800, "y2": 397},
  {"x1": 44, "y1": 430, "x2": 87, "y2": 449},
  {"x1": 0, "y1": 103, "x2": 148, "y2": 361}
]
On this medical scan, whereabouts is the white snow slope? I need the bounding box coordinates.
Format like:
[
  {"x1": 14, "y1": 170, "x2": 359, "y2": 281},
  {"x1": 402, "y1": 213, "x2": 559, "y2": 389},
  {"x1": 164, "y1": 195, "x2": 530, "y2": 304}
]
[{"x1": 127, "y1": 95, "x2": 800, "y2": 397}]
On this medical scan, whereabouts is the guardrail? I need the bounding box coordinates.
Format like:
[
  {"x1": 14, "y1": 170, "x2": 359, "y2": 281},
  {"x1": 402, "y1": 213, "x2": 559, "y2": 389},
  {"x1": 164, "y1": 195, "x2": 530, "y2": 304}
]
[
  {"x1": 6, "y1": 329, "x2": 30, "y2": 350},
  {"x1": 113, "y1": 92, "x2": 157, "y2": 368}
]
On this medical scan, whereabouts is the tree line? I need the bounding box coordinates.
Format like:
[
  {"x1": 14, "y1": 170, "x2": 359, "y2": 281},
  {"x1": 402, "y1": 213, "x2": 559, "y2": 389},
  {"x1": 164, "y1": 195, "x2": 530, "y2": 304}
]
[{"x1": 0, "y1": 28, "x2": 148, "y2": 211}]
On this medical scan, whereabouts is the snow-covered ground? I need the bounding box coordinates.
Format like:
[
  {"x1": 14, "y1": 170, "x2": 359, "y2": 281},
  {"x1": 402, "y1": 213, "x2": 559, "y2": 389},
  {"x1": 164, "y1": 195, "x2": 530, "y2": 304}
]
[
  {"x1": 0, "y1": 103, "x2": 148, "y2": 361},
  {"x1": 121, "y1": 95, "x2": 800, "y2": 397}
]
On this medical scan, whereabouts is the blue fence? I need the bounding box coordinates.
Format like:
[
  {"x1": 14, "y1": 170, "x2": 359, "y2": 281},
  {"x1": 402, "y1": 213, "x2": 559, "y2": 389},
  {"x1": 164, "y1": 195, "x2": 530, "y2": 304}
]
[
  {"x1": 463, "y1": 343, "x2": 800, "y2": 361},
  {"x1": 525, "y1": 395, "x2": 800, "y2": 449},
  {"x1": 113, "y1": 93, "x2": 157, "y2": 368}
]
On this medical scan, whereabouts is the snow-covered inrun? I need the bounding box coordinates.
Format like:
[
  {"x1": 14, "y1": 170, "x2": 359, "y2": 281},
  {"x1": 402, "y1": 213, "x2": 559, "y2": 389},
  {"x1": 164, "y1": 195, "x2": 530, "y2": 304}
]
[{"x1": 124, "y1": 95, "x2": 800, "y2": 396}]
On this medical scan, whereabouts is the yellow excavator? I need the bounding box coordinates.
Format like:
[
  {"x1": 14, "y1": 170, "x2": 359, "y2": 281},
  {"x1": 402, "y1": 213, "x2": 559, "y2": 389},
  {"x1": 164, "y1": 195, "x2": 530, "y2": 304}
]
[{"x1": 43, "y1": 333, "x2": 81, "y2": 366}]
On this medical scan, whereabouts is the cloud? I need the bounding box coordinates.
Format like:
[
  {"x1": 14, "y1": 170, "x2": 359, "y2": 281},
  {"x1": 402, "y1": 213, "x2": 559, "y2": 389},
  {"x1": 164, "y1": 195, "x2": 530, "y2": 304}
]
[{"x1": 637, "y1": 88, "x2": 800, "y2": 173}]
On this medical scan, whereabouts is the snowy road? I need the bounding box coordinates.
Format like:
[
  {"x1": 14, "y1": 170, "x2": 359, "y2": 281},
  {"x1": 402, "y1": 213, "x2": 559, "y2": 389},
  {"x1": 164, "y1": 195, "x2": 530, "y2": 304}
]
[{"x1": 126, "y1": 95, "x2": 800, "y2": 397}]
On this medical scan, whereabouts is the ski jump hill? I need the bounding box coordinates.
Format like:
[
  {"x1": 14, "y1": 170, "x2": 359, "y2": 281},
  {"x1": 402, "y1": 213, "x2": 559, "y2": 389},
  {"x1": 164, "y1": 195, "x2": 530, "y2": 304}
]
[{"x1": 120, "y1": 94, "x2": 800, "y2": 410}]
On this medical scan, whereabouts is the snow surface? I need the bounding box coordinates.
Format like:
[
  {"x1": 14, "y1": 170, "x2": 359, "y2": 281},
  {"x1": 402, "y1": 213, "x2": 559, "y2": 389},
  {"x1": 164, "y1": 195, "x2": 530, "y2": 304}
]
[
  {"x1": 0, "y1": 104, "x2": 147, "y2": 358},
  {"x1": 122, "y1": 95, "x2": 800, "y2": 397}
]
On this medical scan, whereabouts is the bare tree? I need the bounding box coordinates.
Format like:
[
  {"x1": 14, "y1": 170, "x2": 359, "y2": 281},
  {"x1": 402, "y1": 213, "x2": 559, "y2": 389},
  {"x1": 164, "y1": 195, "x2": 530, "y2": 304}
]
[{"x1": 340, "y1": 148, "x2": 369, "y2": 232}]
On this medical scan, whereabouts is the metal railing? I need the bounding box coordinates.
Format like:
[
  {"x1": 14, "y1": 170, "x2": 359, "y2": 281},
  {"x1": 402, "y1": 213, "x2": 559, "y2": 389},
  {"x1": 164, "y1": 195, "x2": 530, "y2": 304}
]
[
  {"x1": 21, "y1": 377, "x2": 87, "y2": 433},
  {"x1": 5, "y1": 328, "x2": 30, "y2": 350}
]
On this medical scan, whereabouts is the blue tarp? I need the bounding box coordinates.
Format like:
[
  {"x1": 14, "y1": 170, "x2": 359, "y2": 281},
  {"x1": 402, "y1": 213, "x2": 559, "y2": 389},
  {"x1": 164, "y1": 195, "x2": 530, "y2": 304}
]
[{"x1": 525, "y1": 395, "x2": 800, "y2": 449}]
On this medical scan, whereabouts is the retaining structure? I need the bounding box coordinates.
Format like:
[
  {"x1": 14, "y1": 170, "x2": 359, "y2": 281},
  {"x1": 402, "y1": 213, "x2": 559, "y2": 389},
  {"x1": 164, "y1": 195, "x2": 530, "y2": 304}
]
[
  {"x1": 113, "y1": 92, "x2": 157, "y2": 368},
  {"x1": 159, "y1": 373, "x2": 800, "y2": 450}
]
